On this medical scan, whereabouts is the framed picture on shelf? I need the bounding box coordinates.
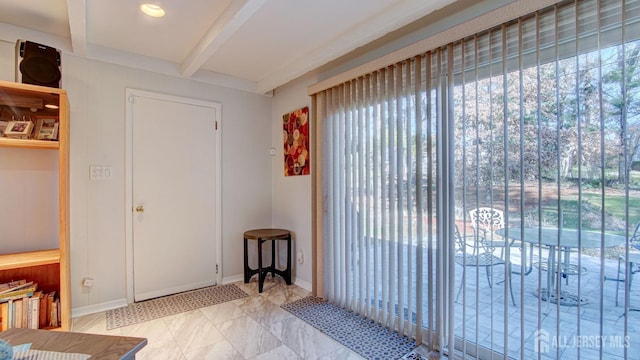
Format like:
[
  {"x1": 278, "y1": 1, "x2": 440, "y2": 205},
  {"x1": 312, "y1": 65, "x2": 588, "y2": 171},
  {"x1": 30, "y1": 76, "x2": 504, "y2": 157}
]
[
  {"x1": 0, "y1": 120, "x2": 7, "y2": 136},
  {"x1": 4, "y1": 120, "x2": 33, "y2": 139},
  {"x1": 34, "y1": 118, "x2": 59, "y2": 140}
]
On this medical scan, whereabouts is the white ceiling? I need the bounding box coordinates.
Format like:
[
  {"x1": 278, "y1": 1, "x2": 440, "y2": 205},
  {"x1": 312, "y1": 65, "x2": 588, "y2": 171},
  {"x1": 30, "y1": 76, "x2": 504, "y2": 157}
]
[{"x1": 0, "y1": 0, "x2": 457, "y2": 94}]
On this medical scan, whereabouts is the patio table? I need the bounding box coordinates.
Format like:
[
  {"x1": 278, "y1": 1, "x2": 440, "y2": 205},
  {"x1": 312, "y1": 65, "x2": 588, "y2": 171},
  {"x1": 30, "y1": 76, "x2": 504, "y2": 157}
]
[{"x1": 496, "y1": 227, "x2": 625, "y2": 306}]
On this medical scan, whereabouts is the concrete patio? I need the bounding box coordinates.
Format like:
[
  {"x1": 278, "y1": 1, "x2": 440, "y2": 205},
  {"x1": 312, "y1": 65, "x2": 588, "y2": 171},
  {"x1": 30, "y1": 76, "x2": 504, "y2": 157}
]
[{"x1": 452, "y1": 244, "x2": 640, "y2": 359}]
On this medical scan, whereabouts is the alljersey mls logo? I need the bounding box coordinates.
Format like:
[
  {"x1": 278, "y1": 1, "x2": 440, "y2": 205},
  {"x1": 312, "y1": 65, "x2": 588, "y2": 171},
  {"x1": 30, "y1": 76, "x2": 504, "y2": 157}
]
[
  {"x1": 534, "y1": 329, "x2": 551, "y2": 354},
  {"x1": 534, "y1": 329, "x2": 630, "y2": 353}
]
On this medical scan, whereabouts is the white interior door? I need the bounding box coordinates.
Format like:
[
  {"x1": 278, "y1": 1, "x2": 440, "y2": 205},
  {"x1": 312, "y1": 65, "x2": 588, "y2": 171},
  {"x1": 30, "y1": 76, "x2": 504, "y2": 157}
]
[{"x1": 130, "y1": 91, "x2": 220, "y2": 301}]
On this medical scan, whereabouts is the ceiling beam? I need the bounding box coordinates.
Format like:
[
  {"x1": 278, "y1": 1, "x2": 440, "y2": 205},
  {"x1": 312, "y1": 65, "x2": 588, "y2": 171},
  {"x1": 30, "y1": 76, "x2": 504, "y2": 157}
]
[
  {"x1": 180, "y1": 0, "x2": 267, "y2": 77},
  {"x1": 66, "y1": 0, "x2": 87, "y2": 56}
]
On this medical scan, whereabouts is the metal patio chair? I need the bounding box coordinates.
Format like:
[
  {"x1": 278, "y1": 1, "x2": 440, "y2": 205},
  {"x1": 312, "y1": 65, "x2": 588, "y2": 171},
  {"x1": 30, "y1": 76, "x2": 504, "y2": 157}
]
[
  {"x1": 469, "y1": 207, "x2": 510, "y2": 259},
  {"x1": 614, "y1": 221, "x2": 640, "y2": 307},
  {"x1": 454, "y1": 224, "x2": 515, "y2": 306}
]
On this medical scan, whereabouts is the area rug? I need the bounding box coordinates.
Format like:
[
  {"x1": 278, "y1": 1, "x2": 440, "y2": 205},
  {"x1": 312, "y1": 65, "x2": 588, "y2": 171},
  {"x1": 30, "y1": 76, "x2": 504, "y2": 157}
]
[
  {"x1": 281, "y1": 296, "x2": 416, "y2": 359},
  {"x1": 106, "y1": 284, "x2": 248, "y2": 330}
]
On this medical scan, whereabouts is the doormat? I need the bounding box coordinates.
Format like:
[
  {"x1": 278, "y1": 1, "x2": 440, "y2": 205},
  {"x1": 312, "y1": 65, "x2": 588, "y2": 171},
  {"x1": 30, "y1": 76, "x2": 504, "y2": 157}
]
[
  {"x1": 105, "y1": 284, "x2": 248, "y2": 330},
  {"x1": 281, "y1": 296, "x2": 416, "y2": 359}
]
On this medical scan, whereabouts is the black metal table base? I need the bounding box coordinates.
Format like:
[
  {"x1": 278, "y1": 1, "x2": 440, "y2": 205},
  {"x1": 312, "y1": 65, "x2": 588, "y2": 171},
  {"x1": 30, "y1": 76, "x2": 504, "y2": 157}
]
[
  {"x1": 617, "y1": 308, "x2": 640, "y2": 319},
  {"x1": 243, "y1": 230, "x2": 292, "y2": 293},
  {"x1": 244, "y1": 265, "x2": 291, "y2": 291},
  {"x1": 536, "y1": 288, "x2": 589, "y2": 306}
]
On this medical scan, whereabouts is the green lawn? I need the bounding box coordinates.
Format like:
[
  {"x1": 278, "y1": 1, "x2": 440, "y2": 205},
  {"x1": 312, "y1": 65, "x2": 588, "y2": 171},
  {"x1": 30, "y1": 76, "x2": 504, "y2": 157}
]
[{"x1": 536, "y1": 192, "x2": 640, "y2": 234}]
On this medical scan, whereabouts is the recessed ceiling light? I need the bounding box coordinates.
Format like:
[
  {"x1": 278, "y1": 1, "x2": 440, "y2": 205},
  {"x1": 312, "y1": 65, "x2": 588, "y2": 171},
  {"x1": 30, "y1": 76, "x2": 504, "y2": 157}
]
[{"x1": 140, "y1": 3, "x2": 165, "y2": 18}]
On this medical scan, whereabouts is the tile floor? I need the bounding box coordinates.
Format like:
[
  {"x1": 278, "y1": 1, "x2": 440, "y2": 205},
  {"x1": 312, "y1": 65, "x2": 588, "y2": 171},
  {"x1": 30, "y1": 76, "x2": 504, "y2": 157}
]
[
  {"x1": 72, "y1": 278, "x2": 428, "y2": 360},
  {"x1": 72, "y1": 252, "x2": 638, "y2": 360}
]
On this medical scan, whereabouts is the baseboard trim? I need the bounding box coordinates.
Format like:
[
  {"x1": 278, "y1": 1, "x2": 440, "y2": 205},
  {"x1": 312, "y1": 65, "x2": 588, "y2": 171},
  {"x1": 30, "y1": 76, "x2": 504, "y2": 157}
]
[
  {"x1": 294, "y1": 278, "x2": 312, "y2": 292},
  {"x1": 72, "y1": 278, "x2": 312, "y2": 318},
  {"x1": 222, "y1": 274, "x2": 244, "y2": 285},
  {"x1": 72, "y1": 298, "x2": 128, "y2": 318},
  {"x1": 222, "y1": 275, "x2": 313, "y2": 291},
  {"x1": 223, "y1": 274, "x2": 311, "y2": 292}
]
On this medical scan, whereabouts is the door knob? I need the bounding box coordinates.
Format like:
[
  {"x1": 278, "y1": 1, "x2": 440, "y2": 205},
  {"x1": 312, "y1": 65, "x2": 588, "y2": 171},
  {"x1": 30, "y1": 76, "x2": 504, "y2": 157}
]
[{"x1": 135, "y1": 206, "x2": 144, "y2": 213}]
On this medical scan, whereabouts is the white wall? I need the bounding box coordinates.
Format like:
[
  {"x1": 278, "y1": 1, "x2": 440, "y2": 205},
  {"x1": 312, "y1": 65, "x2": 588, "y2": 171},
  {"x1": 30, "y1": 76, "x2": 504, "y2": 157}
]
[
  {"x1": 0, "y1": 38, "x2": 273, "y2": 315},
  {"x1": 271, "y1": 74, "x2": 319, "y2": 291}
]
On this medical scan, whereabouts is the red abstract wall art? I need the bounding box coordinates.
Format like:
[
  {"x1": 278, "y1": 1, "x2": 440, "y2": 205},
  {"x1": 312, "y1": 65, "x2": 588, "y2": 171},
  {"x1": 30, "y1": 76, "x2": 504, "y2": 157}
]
[{"x1": 283, "y1": 106, "x2": 310, "y2": 176}]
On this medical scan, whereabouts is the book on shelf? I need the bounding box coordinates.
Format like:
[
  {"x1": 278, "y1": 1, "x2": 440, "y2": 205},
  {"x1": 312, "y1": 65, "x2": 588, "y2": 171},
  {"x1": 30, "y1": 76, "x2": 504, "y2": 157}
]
[
  {"x1": 0, "y1": 280, "x2": 59, "y2": 331},
  {"x1": 7, "y1": 300, "x2": 13, "y2": 330},
  {"x1": 29, "y1": 295, "x2": 40, "y2": 329},
  {"x1": 39, "y1": 291, "x2": 48, "y2": 328},
  {"x1": 14, "y1": 298, "x2": 23, "y2": 328},
  {"x1": 0, "y1": 302, "x2": 6, "y2": 331},
  {"x1": 42, "y1": 291, "x2": 59, "y2": 329},
  {"x1": 0, "y1": 282, "x2": 37, "y2": 302},
  {"x1": 49, "y1": 297, "x2": 59, "y2": 328},
  {"x1": 0, "y1": 280, "x2": 30, "y2": 295}
]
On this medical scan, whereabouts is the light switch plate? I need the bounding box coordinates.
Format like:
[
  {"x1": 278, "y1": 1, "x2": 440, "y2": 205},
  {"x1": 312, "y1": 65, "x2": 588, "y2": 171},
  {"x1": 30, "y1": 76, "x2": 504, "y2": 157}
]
[{"x1": 90, "y1": 165, "x2": 113, "y2": 180}]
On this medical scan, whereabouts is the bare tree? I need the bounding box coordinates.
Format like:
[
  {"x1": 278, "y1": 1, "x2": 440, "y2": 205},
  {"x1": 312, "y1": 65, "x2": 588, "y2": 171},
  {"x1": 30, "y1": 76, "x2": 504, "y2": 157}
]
[{"x1": 602, "y1": 43, "x2": 640, "y2": 185}]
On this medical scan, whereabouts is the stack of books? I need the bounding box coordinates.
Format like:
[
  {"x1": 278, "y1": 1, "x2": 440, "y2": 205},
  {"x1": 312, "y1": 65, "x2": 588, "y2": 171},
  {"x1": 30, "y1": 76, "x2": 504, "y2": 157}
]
[{"x1": 0, "y1": 280, "x2": 60, "y2": 331}]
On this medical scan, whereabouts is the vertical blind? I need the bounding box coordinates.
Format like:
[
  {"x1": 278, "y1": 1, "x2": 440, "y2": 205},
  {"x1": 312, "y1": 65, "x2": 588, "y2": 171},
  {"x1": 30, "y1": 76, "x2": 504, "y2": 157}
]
[
  {"x1": 312, "y1": 0, "x2": 640, "y2": 358},
  {"x1": 316, "y1": 47, "x2": 456, "y2": 354}
]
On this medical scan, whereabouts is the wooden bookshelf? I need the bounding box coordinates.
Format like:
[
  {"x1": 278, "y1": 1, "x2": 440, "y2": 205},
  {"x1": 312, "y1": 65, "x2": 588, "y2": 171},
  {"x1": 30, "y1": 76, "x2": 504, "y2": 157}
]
[
  {"x1": 0, "y1": 250, "x2": 60, "y2": 271},
  {"x1": 0, "y1": 80, "x2": 70, "y2": 331},
  {"x1": 0, "y1": 137, "x2": 59, "y2": 149}
]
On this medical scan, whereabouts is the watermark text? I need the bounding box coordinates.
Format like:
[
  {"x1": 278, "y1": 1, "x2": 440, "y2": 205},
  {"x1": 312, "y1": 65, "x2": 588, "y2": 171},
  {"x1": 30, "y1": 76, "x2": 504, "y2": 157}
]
[{"x1": 534, "y1": 329, "x2": 630, "y2": 353}]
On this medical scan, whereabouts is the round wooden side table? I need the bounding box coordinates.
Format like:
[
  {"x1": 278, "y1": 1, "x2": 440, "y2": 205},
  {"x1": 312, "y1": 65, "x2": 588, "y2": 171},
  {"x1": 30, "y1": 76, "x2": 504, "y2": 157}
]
[{"x1": 243, "y1": 228, "x2": 292, "y2": 293}]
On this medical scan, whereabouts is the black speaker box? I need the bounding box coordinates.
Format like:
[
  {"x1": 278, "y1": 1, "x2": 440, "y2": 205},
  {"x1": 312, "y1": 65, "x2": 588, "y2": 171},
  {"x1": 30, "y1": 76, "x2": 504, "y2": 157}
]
[{"x1": 15, "y1": 40, "x2": 61, "y2": 88}]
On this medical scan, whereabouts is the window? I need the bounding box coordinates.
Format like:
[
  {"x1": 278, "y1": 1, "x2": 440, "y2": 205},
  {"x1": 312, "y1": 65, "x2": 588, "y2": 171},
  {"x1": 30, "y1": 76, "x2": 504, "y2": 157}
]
[{"x1": 313, "y1": 0, "x2": 640, "y2": 358}]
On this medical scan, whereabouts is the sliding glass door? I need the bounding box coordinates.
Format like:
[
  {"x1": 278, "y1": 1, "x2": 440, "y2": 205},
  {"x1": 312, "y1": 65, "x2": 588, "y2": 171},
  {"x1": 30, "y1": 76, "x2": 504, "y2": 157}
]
[
  {"x1": 318, "y1": 56, "x2": 447, "y2": 346},
  {"x1": 453, "y1": 1, "x2": 640, "y2": 358},
  {"x1": 315, "y1": 0, "x2": 640, "y2": 358}
]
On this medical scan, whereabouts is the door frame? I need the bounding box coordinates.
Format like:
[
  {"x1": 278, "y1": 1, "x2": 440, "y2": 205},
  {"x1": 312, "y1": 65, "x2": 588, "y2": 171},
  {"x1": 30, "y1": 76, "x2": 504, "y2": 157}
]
[{"x1": 124, "y1": 88, "x2": 222, "y2": 304}]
